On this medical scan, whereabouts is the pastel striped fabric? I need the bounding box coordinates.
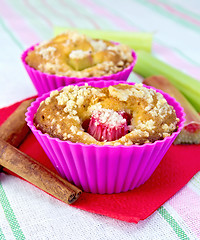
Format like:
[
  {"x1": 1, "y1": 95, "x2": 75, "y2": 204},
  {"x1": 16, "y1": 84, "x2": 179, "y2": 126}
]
[{"x1": 0, "y1": 0, "x2": 200, "y2": 239}]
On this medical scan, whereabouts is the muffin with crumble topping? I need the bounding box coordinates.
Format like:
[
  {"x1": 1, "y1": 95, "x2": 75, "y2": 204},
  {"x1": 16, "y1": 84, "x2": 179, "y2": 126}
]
[
  {"x1": 26, "y1": 81, "x2": 185, "y2": 194},
  {"x1": 22, "y1": 31, "x2": 137, "y2": 96}
]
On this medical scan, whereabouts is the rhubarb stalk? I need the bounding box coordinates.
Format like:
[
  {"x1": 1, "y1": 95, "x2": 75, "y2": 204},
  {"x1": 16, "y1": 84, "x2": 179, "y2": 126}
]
[
  {"x1": 143, "y1": 76, "x2": 200, "y2": 144},
  {"x1": 134, "y1": 51, "x2": 200, "y2": 112}
]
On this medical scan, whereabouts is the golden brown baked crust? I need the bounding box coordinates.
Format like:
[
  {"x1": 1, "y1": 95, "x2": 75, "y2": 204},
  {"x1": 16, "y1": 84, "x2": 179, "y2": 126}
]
[
  {"x1": 25, "y1": 31, "x2": 133, "y2": 77},
  {"x1": 34, "y1": 84, "x2": 179, "y2": 146}
]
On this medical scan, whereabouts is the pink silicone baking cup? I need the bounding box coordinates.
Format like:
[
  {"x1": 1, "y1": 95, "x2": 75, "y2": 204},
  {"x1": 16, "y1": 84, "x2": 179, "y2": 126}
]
[
  {"x1": 25, "y1": 80, "x2": 185, "y2": 194},
  {"x1": 21, "y1": 44, "x2": 137, "y2": 96}
]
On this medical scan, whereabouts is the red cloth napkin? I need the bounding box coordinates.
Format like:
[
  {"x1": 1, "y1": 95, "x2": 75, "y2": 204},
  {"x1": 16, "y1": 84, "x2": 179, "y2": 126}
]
[{"x1": 1, "y1": 98, "x2": 200, "y2": 223}]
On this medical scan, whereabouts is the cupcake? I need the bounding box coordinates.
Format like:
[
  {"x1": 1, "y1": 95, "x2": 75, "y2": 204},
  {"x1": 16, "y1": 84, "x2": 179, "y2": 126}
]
[
  {"x1": 26, "y1": 81, "x2": 185, "y2": 194},
  {"x1": 22, "y1": 31, "x2": 137, "y2": 96}
]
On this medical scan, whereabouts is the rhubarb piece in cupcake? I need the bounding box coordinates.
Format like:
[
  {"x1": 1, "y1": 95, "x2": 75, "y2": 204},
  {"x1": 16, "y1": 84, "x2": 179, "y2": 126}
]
[{"x1": 87, "y1": 108, "x2": 128, "y2": 141}]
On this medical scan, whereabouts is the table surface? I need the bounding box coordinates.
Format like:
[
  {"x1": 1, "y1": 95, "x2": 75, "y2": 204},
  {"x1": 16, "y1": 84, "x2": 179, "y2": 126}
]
[{"x1": 0, "y1": 0, "x2": 200, "y2": 239}]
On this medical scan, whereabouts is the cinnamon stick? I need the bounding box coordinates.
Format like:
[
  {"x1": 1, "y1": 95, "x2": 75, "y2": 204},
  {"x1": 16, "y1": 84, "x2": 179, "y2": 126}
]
[
  {"x1": 0, "y1": 98, "x2": 82, "y2": 203},
  {"x1": 143, "y1": 76, "x2": 200, "y2": 144},
  {"x1": 0, "y1": 98, "x2": 36, "y2": 148},
  {"x1": 0, "y1": 138, "x2": 81, "y2": 204}
]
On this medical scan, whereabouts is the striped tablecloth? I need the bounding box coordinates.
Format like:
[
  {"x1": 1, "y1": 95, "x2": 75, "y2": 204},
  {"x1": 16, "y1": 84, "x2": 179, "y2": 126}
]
[{"x1": 0, "y1": 0, "x2": 200, "y2": 239}]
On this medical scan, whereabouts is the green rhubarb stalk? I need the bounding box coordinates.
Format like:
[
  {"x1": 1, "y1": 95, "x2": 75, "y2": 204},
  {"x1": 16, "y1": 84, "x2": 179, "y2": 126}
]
[
  {"x1": 54, "y1": 27, "x2": 153, "y2": 52},
  {"x1": 134, "y1": 51, "x2": 200, "y2": 112}
]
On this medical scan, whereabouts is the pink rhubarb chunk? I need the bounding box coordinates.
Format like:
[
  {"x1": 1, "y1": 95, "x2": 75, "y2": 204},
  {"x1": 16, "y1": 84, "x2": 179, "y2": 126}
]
[{"x1": 88, "y1": 109, "x2": 129, "y2": 141}]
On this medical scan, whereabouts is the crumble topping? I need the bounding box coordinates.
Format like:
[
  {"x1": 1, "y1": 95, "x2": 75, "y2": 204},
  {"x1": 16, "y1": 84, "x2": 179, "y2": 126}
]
[
  {"x1": 91, "y1": 108, "x2": 126, "y2": 127},
  {"x1": 108, "y1": 83, "x2": 154, "y2": 103},
  {"x1": 137, "y1": 119, "x2": 155, "y2": 131},
  {"x1": 38, "y1": 47, "x2": 56, "y2": 60},
  {"x1": 35, "y1": 83, "x2": 179, "y2": 146},
  {"x1": 54, "y1": 84, "x2": 105, "y2": 117},
  {"x1": 26, "y1": 31, "x2": 133, "y2": 77},
  {"x1": 70, "y1": 31, "x2": 85, "y2": 42},
  {"x1": 69, "y1": 50, "x2": 91, "y2": 59},
  {"x1": 90, "y1": 39, "x2": 107, "y2": 52}
]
